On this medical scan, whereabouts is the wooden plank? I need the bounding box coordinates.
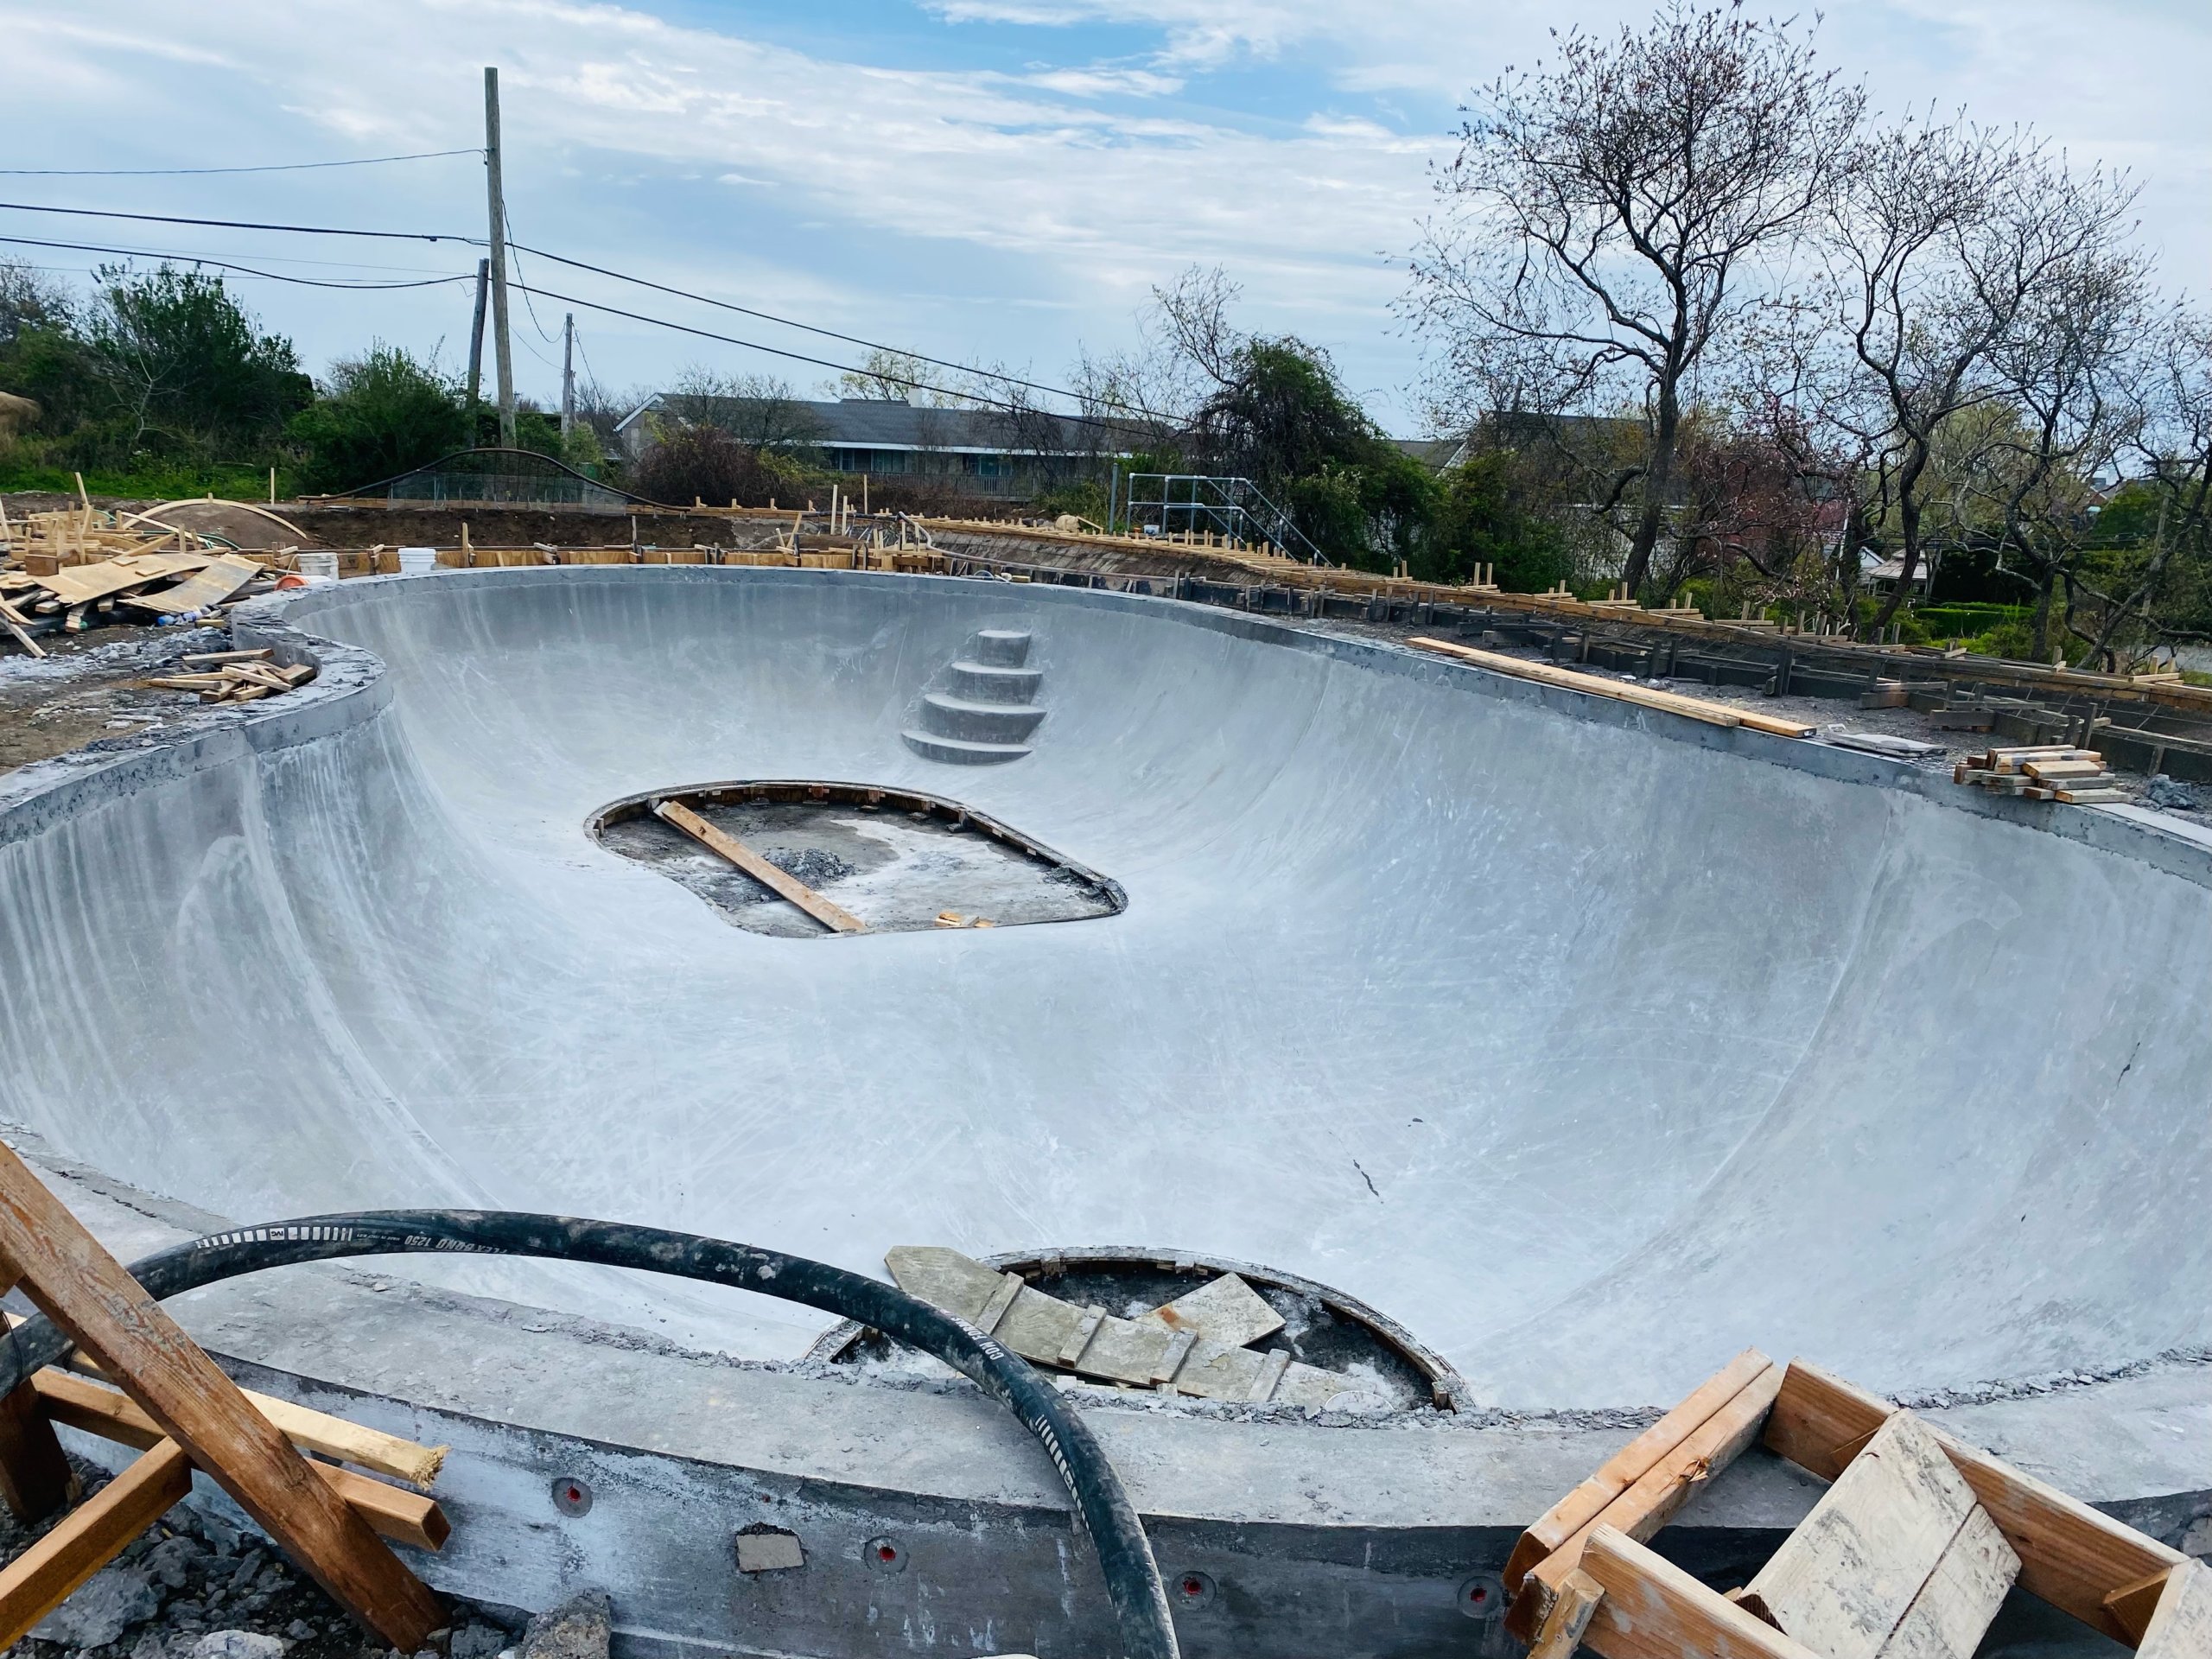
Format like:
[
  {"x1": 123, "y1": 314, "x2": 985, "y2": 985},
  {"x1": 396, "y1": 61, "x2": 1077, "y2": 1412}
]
[
  {"x1": 2109, "y1": 1569, "x2": 2177, "y2": 1645},
  {"x1": 1580, "y1": 1526, "x2": 1824, "y2": 1659},
  {"x1": 1882, "y1": 1507, "x2": 2023, "y2": 1659},
  {"x1": 121, "y1": 553, "x2": 262, "y2": 615},
  {"x1": 1135, "y1": 1273, "x2": 1283, "y2": 1349},
  {"x1": 11, "y1": 1317, "x2": 446, "y2": 1488},
  {"x1": 1529, "y1": 1567, "x2": 1605, "y2": 1659},
  {"x1": 1519, "y1": 1362, "x2": 1788, "y2": 1637},
  {"x1": 0, "y1": 1141, "x2": 443, "y2": 1646},
  {"x1": 1406, "y1": 637, "x2": 1819, "y2": 739},
  {"x1": 0, "y1": 1439, "x2": 192, "y2": 1649},
  {"x1": 1507, "y1": 1348, "x2": 1771, "y2": 1592},
  {"x1": 655, "y1": 800, "x2": 865, "y2": 934},
  {"x1": 31, "y1": 1373, "x2": 445, "y2": 1551},
  {"x1": 0, "y1": 595, "x2": 44, "y2": 660},
  {"x1": 0, "y1": 1381, "x2": 73, "y2": 1520},
  {"x1": 1764, "y1": 1358, "x2": 1891, "y2": 1478},
  {"x1": 1764, "y1": 1362, "x2": 2184, "y2": 1638},
  {"x1": 34, "y1": 553, "x2": 214, "y2": 607},
  {"x1": 2138, "y1": 1558, "x2": 2212, "y2": 1659},
  {"x1": 1747, "y1": 1413, "x2": 2013, "y2": 1659},
  {"x1": 34, "y1": 1365, "x2": 445, "y2": 1500}
]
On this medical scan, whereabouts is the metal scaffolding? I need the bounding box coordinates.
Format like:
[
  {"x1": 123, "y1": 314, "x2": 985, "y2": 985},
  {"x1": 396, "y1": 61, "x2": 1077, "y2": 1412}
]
[{"x1": 1111, "y1": 471, "x2": 1327, "y2": 564}]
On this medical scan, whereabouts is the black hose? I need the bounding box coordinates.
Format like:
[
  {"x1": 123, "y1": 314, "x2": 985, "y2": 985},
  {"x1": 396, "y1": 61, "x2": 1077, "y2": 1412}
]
[{"x1": 0, "y1": 1210, "x2": 1179, "y2": 1659}]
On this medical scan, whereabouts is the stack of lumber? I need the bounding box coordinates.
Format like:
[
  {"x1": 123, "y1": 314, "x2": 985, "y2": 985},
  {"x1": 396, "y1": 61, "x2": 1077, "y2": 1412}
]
[
  {"x1": 0, "y1": 548, "x2": 274, "y2": 658},
  {"x1": 1955, "y1": 746, "x2": 2125, "y2": 804},
  {"x1": 143, "y1": 648, "x2": 315, "y2": 703}
]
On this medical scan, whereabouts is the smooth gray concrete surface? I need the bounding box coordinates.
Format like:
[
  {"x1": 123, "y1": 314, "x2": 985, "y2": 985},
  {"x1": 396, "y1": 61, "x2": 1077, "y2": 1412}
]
[
  {"x1": 3, "y1": 565, "x2": 2208, "y2": 1654},
  {"x1": 0, "y1": 566, "x2": 2207, "y2": 1408}
]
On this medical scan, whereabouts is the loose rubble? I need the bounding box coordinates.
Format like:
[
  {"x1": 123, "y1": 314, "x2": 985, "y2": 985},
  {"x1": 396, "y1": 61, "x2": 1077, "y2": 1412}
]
[{"x1": 3, "y1": 1455, "x2": 518, "y2": 1659}]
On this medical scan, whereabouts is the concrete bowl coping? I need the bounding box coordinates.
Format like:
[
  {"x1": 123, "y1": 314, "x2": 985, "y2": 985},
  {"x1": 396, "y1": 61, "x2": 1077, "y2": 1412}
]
[{"x1": 0, "y1": 565, "x2": 2202, "y2": 1659}]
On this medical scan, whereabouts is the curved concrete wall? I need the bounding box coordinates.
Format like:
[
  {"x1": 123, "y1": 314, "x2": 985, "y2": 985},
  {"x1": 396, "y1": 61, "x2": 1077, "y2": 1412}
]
[{"x1": 1, "y1": 568, "x2": 2206, "y2": 1413}]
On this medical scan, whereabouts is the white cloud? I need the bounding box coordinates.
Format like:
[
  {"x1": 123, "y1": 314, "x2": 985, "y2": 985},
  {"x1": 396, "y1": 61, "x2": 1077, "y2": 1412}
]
[{"x1": 1, "y1": 0, "x2": 2204, "y2": 430}]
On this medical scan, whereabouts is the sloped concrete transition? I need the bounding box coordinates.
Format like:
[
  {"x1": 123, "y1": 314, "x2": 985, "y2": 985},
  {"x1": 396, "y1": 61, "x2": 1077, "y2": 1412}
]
[{"x1": 0, "y1": 566, "x2": 2204, "y2": 1659}]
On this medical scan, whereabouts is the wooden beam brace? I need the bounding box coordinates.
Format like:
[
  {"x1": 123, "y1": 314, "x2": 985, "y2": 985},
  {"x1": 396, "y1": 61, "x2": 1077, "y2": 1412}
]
[
  {"x1": 0, "y1": 1141, "x2": 444, "y2": 1648},
  {"x1": 1529, "y1": 1567, "x2": 1605, "y2": 1659},
  {"x1": 2136, "y1": 1558, "x2": 2212, "y2": 1659},
  {"x1": 0, "y1": 1439, "x2": 192, "y2": 1649},
  {"x1": 654, "y1": 799, "x2": 865, "y2": 933},
  {"x1": 1507, "y1": 1348, "x2": 1771, "y2": 1592},
  {"x1": 1580, "y1": 1525, "x2": 1826, "y2": 1659},
  {"x1": 1516, "y1": 1360, "x2": 1787, "y2": 1639},
  {"x1": 0, "y1": 1380, "x2": 73, "y2": 1521},
  {"x1": 21, "y1": 1331, "x2": 445, "y2": 1489},
  {"x1": 32, "y1": 1372, "x2": 448, "y2": 1552},
  {"x1": 1765, "y1": 1361, "x2": 2186, "y2": 1642}
]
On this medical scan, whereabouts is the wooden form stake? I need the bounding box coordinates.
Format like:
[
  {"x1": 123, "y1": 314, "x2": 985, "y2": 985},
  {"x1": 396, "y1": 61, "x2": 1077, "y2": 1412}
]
[
  {"x1": 0, "y1": 1141, "x2": 444, "y2": 1647},
  {"x1": 654, "y1": 799, "x2": 866, "y2": 934}
]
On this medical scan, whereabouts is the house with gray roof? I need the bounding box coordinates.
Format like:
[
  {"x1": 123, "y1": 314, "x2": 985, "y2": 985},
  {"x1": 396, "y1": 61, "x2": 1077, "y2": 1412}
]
[{"x1": 615, "y1": 394, "x2": 1108, "y2": 499}]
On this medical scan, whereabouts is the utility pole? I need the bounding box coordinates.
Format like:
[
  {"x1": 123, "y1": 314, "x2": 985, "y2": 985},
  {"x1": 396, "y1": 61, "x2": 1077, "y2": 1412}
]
[
  {"x1": 464, "y1": 257, "x2": 489, "y2": 429},
  {"x1": 560, "y1": 313, "x2": 575, "y2": 442},
  {"x1": 482, "y1": 67, "x2": 516, "y2": 449}
]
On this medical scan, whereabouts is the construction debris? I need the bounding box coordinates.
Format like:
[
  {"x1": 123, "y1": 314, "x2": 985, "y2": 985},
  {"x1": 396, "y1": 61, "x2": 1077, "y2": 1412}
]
[
  {"x1": 1954, "y1": 746, "x2": 2126, "y2": 804},
  {"x1": 0, "y1": 502, "x2": 303, "y2": 657},
  {"x1": 885, "y1": 1246, "x2": 1367, "y2": 1407},
  {"x1": 142, "y1": 652, "x2": 315, "y2": 705}
]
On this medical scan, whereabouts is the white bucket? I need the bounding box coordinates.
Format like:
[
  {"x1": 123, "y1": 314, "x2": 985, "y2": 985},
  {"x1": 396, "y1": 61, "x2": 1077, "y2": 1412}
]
[
  {"x1": 296, "y1": 550, "x2": 339, "y2": 586},
  {"x1": 397, "y1": 546, "x2": 439, "y2": 575}
]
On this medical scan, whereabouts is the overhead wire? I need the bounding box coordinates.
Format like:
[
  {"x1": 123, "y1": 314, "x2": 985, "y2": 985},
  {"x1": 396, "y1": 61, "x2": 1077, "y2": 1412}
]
[
  {"x1": 0, "y1": 233, "x2": 476, "y2": 291},
  {"x1": 0, "y1": 200, "x2": 469, "y2": 242},
  {"x1": 0, "y1": 149, "x2": 481, "y2": 178},
  {"x1": 503, "y1": 238, "x2": 1149, "y2": 416},
  {"x1": 508, "y1": 278, "x2": 1126, "y2": 434},
  {"x1": 0, "y1": 200, "x2": 1144, "y2": 417},
  {"x1": 0, "y1": 199, "x2": 1152, "y2": 425}
]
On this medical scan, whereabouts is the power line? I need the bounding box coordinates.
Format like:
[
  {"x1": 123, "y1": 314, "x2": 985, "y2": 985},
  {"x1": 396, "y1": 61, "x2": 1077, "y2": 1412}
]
[
  {"x1": 510, "y1": 279, "x2": 1129, "y2": 434},
  {"x1": 0, "y1": 199, "x2": 1153, "y2": 419},
  {"x1": 0, "y1": 200, "x2": 468, "y2": 242},
  {"x1": 0, "y1": 149, "x2": 481, "y2": 178},
  {"x1": 504, "y1": 239, "x2": 1148, "y2": 416},
  {"x1": 0, "y1": 233, "x2": 476, "y2": 290}
]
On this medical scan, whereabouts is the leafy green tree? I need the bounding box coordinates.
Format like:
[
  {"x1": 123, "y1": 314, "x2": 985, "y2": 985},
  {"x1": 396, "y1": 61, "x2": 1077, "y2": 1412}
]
[
  {"x1": 289, "y1": 344, "x2": 468, "y2": 492},
  {"x1": 85, "y1": 264, "x2": 310, "y2": 454},
  {"x1": 1420, "y1": 449, "x2": 1571, "y2": 589},
  {"x1": 0, "y1": 261, "x2": 104, "y2": 441}
]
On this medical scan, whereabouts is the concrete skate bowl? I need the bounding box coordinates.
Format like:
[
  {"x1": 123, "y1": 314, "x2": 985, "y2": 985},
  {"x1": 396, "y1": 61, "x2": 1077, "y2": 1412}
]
[{"x1": 0, "y1": 564, "x2": 2208, "y2": 1655}]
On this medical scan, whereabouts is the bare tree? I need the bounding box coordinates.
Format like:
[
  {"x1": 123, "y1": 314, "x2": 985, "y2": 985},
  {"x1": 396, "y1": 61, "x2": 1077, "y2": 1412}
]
[
  {"x1": 1974, "y1": 232, "x2": 2153, "y2": 659},
  {"x1": 661, "y1": 365, "x2": 824, "y2": 448},
  {"x1": 1406, "y1": 3, "x2": 1864, "y2": 595},
  {"x1": 1821, "y1": 114, "x2": 2140, "y2": 634},
  {"x1": 2070, "y1": 305, "x2": 2212, "y2": 667}
]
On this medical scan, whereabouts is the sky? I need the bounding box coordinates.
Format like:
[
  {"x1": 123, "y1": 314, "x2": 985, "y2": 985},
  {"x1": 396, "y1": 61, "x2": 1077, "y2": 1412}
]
[{"x1": 2, "y1": 0, "x2": 2207, "y2": 434}]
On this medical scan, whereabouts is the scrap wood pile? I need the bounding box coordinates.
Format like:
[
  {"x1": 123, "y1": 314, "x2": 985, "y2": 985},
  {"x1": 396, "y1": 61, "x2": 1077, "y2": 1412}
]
[
  {"x1": 0, "y1": 494, "x2": 317, "y2": 659},
  {"x1": 143, "y1": 647, "x2": 315, "y2": 704},
  {"x1": 1955, "y1": 745, "x2": 2125, "y2": 804}
]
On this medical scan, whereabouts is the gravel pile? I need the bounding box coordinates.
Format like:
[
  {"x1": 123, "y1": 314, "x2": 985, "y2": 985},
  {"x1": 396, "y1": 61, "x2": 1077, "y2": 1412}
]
[{"x1": 3, "y1": 1455, "x2": 521, "y2": 1659}]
